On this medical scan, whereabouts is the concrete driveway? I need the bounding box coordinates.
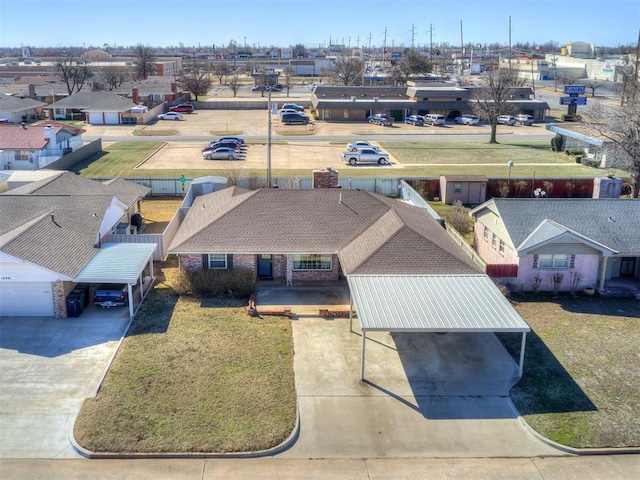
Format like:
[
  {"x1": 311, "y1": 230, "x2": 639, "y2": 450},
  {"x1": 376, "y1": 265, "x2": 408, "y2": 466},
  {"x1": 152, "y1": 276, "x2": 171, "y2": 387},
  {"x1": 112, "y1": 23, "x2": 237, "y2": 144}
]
[
  {"x1": 0, "y1": 306, "x2": 130, "y2": 458},
  {"x1": 256, "y1": 283, "x2": 561, "y2": 458}
]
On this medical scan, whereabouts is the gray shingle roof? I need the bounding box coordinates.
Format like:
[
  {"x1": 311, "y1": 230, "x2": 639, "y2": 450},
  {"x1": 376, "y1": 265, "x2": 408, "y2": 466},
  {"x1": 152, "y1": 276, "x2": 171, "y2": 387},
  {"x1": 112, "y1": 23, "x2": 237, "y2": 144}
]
[
  {"x1": 169, "y1": 187, "x2": 481, "y2": 275},
  {"x1": 483, "y1": 198, "x2": 640, "y2": 255},
  {"x1": 0, "y1": 95, "x2": 47, "y2": 113},
  {"x1": 0, "y1": 195, "x2": 116, "y2": 277},
  {"x1": 6, "y1": 172, "x2": 149, "y2": 207},
  {"x1": 46, "y1": 91, "x2": 136, "y2": 111}
]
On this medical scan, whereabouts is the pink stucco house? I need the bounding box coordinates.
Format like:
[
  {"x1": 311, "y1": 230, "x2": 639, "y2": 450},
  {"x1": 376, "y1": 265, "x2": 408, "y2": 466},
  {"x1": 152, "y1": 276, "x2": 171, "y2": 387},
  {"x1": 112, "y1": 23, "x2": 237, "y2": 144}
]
[{"x1": 470, "y1": 198, "x2": 640, "y2": 294}]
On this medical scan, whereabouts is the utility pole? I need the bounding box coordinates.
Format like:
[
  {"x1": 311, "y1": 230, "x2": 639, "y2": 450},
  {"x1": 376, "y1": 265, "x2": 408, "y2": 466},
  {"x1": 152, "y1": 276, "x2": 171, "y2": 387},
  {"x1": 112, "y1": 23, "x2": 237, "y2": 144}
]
[
  {"x1": 427, "y1": 24, "x2": 434, "y2": 62},
  {"x1": 460, "y1": 20, "x2": 464, "y2": 76},
  {"x1": 508, "y1": 15, "x2": 512, "y2": 73},
  {"x1": 368, "y1": 32, "x2": 372, "y2": 58},
  {"x1": 411, "y1": 23, "x2": 416, "y2": 49},
  {"x1": 383, "y1": 26, "x2": 388, "y2": 58}
]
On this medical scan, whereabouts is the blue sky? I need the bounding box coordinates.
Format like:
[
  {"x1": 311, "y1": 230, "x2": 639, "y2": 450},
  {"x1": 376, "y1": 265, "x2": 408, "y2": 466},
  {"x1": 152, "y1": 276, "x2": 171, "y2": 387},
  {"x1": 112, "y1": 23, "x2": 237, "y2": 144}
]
[{"x1": 1, "y1": 0, "x2": 638, "y2": 49}]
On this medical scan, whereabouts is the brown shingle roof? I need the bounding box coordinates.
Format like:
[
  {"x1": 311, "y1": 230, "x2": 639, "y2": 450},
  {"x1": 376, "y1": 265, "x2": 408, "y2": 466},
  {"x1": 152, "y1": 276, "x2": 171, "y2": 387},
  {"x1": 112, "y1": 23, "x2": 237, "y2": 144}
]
[{"x1": 169, "y1": 187, "x2": 481, "y2": 275}]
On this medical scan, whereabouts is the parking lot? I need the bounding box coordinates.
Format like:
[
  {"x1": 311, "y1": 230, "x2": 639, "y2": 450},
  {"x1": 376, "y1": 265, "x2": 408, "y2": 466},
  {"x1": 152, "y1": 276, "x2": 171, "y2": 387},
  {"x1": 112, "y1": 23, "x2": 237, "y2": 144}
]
[{"x1": 120, "y1": 109, "x2": 544, "y2": 172}]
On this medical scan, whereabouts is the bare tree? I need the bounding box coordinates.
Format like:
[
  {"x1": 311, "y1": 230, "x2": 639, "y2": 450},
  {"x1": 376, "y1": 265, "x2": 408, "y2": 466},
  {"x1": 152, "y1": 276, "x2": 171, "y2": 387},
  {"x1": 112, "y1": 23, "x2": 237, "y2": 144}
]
[
  {"x1": 582, "y1": 80, "x2": 604, "y2": 97},
  {"x1": 227, "y1": 73, "x2": 241, "y2": 97},
  {"x1": 177, "y1": 66, "x2": 213, "y2": 101},
  {"x1": 211, "y1": 60, "x2": 231, "y2": 84},
  {"x1": 586, "y1": 80, "x2": 640, "y2": 197},
  {"x1": 54, "y1": 57, "x2": 94, "y2": 95},
  {"x1": 134, "y1": 45, "x2": 157, "y2": 80},
  {"x1": 282, "y1": 65, "x2": 294, "y2": 96},
  {"x1": 471, "y1": 68, "x2": 523, "y2": 143},
  {"x1": 326, "y1": 57, "x2": 363, "y2": 86},
  {"x1": 100, "y1": 67, "x2": 127, "y2": 91}
]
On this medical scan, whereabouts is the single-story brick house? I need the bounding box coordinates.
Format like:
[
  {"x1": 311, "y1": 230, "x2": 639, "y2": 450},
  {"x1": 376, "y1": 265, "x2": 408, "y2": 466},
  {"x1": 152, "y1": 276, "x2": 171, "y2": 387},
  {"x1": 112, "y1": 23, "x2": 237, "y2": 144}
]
[{"x1": 168, "y1": 185, "x2": 533, "y2": 377}]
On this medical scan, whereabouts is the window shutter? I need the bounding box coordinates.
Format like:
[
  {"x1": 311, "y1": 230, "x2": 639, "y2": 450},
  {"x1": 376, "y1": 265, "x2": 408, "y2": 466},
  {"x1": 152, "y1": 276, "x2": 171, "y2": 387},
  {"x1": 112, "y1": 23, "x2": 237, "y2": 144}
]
[
  {"x1": 227, "y1": 254, "x2": 233, "y2": 269},
  {"x1": 569, "y1": 254, "x2": 576, "y2": 269},
  {"x1": 202, "y1": 254, "x2": 208, "y2": 270},
  {"x1": 532, "y1": 254, "x2": 538, "y2": 269}
]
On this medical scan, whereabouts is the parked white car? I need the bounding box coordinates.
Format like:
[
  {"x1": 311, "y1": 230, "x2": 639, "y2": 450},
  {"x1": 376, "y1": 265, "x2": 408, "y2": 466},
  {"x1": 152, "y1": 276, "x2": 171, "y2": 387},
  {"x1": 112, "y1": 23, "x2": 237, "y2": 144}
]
[
  {"x1": 346, "y1": 141, "x2": 379, "y2": 152},
  {"x1": 455, "y1": 114, "x2": 480, "y2": 125},
  {"x1": 157, "y1": 112, "x2": 183, "y2": 121}
]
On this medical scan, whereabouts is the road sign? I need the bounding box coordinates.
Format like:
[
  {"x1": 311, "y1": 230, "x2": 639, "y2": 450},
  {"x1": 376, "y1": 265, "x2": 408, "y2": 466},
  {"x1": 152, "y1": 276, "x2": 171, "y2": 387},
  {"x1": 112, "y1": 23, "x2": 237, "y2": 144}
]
[
  {"x1": 564, "y1": 85, "x2": 586, "y2": 95},
  {"x1": 560, "y1": 96, "x2": 588, "y2": 105}
]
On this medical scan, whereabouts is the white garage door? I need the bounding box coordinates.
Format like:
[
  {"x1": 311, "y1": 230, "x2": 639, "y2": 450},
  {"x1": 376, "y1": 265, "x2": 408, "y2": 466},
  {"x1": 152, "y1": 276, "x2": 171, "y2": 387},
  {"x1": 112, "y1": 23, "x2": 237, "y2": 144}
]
[
  {"x1": 88, "y1": 112, "x2": 104, "y2": 125},
  {"x1": 104, "y1": 112, "x2": 120, "y2": 124},
  {"x1": 0, "y1": 282, "x2": 54, "y2": 317}
]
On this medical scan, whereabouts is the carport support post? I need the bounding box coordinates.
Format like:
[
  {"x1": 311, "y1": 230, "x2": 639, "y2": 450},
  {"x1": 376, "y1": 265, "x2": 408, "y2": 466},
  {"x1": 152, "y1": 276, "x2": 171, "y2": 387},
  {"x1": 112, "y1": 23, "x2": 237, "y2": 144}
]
[
  {"x1": 360, "y1": 330, "x2": 367, "y2": 381},
  {"x1": 518, "y1": 332, "x2": 527, "y2": 377},
  {"x1": 128, "y1": 284, "x2": 134, "y2": 320},
  {"x1": 349, "y1": 295, "x2": 354, "y2": 332}
]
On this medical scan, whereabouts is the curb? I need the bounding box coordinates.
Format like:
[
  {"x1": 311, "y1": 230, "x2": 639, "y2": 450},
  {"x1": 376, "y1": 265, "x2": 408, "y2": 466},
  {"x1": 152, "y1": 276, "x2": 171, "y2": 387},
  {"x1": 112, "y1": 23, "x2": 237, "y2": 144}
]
[
  {"x1": 71, "y1": 407, "x2": 301, "y2": 459},
  {"x1": 515, "y1": 406, "x2": 640, "y2": 456}
]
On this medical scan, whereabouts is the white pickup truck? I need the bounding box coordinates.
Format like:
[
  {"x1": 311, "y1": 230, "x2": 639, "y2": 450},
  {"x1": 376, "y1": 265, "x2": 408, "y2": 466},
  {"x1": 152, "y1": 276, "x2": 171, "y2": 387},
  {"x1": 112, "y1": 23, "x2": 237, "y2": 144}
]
[{"x1": 342, "y1": 148, "x2": 390, "y2": 165}]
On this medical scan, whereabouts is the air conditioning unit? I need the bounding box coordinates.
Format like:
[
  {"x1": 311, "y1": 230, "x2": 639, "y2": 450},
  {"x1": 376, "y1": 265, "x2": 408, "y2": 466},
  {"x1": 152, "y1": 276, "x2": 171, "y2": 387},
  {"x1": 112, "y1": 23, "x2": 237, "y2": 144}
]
[
  {"x1": 351, "y1": 96, "x2": 357, "y2": 101},
  {"x1": 373, "y1": 97, "x2": 379, "y2": 102}
]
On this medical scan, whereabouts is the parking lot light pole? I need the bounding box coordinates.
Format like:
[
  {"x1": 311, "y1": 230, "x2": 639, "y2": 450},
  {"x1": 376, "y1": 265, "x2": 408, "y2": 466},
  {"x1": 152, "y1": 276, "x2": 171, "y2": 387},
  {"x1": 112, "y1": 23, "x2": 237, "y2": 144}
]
[
  {"x1": 267, "y1": 89, "x2": 272, "y2": 188},
  {"x1": 507, "y1": 160, "x2": 514, "y2": 185}
]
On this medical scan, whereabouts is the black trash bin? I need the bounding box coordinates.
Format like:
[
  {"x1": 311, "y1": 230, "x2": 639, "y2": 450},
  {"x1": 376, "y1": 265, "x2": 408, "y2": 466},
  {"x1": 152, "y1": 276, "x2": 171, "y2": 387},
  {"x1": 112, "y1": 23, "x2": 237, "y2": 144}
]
[
  {"x1": 72, "y1": 284, "x2": 90, "y2": 308},
  {"x1": 66, "y1": 294, "x2": 82, "y2": 318}
]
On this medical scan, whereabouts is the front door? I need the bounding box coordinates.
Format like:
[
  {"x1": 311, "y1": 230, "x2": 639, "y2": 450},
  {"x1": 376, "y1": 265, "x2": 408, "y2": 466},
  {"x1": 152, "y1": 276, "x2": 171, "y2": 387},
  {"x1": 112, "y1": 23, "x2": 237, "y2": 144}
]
[
  {"x1": 620, "y1": 257, "x2": 636, "y2": 277},
  {"x1": 257, "y1": 254, "x2": 273, "y2": 279}
]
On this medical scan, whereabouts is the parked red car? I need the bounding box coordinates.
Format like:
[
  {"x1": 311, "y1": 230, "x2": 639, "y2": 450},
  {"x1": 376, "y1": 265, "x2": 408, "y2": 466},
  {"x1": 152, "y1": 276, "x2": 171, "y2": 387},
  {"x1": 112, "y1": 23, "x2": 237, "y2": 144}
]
[{"x1": 169, "y1": 104, "x2": 194, "y2": 113}]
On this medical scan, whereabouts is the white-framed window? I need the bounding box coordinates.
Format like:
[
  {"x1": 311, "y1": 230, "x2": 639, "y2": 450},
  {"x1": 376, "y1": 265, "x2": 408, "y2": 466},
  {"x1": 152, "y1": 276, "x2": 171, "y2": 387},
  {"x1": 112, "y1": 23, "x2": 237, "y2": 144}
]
[
  {"x1": 453, "y1": 182, "x2": 462, "y2": 193},
  {"x1": 491, "y1": 233, "x2": 498, "y2": 249},
  {"x1": 293, "y1": 254, "x2": 332, "y2": 270},
  {"x1": 208, "y1": 253, "x2": 227, "y2": 269},
  {"x1": 499, "y1": 239, "x2": 505, "y2": 254},
  {"x1": 483, "y1": 225, "x2": 490, "y2": 241},
  {"x1": 538, "y1": 254, "x2": 569, "y2": 269},
  {"x1": 17, "y1": 151, "x2": 30, "y2": 161},
  {"x1": 343, "y1": 109, "x2": 349, "y2": 119}
]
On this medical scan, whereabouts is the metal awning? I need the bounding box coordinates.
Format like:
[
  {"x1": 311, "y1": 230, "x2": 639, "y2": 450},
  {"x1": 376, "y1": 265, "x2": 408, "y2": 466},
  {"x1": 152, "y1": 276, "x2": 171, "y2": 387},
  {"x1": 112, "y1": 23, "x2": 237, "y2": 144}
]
[
  {"x1": 346, "y1": 274, "x2": 530, "y2": 380},
  {"x1": 74, "y1": 243, "x2": 157, "y2": 284},
  {"x1": 74, "y1": 243, "x2": 157, "y2": 319}
]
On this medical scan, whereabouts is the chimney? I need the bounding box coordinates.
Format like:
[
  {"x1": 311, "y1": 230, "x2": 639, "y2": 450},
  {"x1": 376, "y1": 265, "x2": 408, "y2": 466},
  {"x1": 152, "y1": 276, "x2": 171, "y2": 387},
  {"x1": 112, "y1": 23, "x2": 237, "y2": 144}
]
[
  {"x1": 132, "y1": 87, "x2": 139, "y2": 104},
  {"x1": 43, "y1": 125, "x2": 55, "y2": 142},
  {"x1": 313, "y1": 166, "x2": 340, "y2": 189},
  {"x1": 28, "y1": 84, "x2": 36, "y2": 99}
]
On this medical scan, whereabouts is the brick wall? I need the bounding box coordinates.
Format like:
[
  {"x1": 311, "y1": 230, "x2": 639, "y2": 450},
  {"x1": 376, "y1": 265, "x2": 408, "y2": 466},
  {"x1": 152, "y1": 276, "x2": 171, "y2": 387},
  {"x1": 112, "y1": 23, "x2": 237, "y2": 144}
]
[
  {"x1": 234, "y1": 254, "x2": 257, "y2": 281},
  {"x1": 179, "y1": 254, "x2": 204, "y2": 269},
  {"x1": 52, "y1": 280, "x2": 75, "y2": 318},
  {"x1": 313, "y1": 168, "x2": 340, "y2": 189}
]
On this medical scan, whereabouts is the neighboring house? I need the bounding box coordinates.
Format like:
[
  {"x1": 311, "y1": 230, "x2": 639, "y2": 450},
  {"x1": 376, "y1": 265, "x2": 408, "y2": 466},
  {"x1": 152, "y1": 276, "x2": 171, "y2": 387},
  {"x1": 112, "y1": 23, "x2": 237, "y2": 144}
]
[
  {"x1": 0, "y1": 121, "x2": 85, "y2": 170},
  {"x1": 168, "y1": 186, "x2": 532, "y2": 377},
  {"x1": 46, "y1": 90, "x2": 137, "y2": 124},
  {"x1": 0, "y1": 173, "x2": 154, "y2": 318},
  {"x1": 0, "y1": 94, "x2": 47, "y2": 123},
  {"x1": 470, "y1": 198, "x2": 640, "y2": 293},
  {"x1": 439, "y1": 174, "x2": 488, "y2": 205}
]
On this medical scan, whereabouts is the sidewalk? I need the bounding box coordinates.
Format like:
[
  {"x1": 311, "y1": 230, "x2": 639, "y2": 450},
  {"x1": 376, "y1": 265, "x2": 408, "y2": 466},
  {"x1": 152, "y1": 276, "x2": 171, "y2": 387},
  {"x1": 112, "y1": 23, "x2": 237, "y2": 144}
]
[{"x1": 1, "y1": 455, "x2": 638, "y2": 480}]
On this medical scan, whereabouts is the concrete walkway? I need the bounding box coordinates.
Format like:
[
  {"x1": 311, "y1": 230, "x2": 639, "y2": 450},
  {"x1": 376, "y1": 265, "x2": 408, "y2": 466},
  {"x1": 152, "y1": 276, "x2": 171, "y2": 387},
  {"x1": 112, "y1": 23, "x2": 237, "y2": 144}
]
[
  {"x1": 0, "y1": 307, "x2": 130, "y2": 459},
  {"x1": 277, "y1": 316, "x2": 560, "y2": 458},
  {"x1": 1, "y1": 456, "x2": 639, "y2": 479}
]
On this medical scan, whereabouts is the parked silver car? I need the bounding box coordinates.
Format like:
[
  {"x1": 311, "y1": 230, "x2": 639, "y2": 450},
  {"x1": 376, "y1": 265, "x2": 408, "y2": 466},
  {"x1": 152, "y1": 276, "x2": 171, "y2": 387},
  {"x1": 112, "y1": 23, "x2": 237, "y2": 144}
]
[{"x1": 202, "y1": 147, "x2": 239, "y2": 161}]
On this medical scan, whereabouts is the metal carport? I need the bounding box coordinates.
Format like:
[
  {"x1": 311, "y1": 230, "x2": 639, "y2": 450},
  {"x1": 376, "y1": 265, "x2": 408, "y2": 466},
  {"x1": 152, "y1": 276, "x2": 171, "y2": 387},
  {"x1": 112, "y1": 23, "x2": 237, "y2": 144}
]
[
  {"x1": 347, "y1": 274, "x2": 530, "y2": 381},
  {"x1": 73, "y1": 243, "x2": 157, "y2": 319}
]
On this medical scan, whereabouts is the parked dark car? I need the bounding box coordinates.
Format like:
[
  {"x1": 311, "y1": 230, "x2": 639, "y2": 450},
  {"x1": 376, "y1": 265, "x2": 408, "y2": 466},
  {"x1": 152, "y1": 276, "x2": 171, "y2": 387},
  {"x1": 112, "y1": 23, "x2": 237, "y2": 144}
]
[
  {"x1": 93, "y1": 284, "x2": 128, "y2": 307},
  {"x1": 404, "y1": 115, "x2": 424, "y2": 126},
  {"x1": 202, "y1": 141, "x2": 241, "y2": 152},
  {"x1": 368, "y1": 114, "x2": 393, "y2": 126},
  {"x1": 281, "y1": 112, "x2": 309, "y2": 125},
  {"x1": 169, "y1": 104, "x2": 195, "y2": 113}
]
